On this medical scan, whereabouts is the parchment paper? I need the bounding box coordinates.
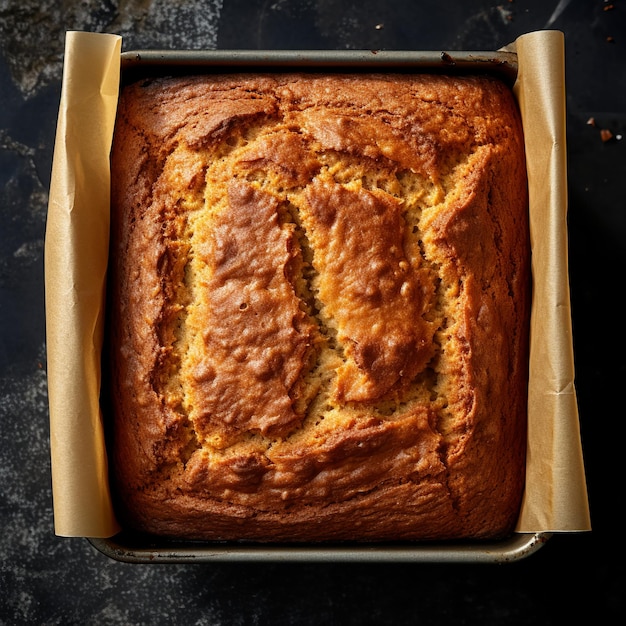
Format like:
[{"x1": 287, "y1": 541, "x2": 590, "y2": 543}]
[
  {"x1": 44, "y1": 29, "x2": 591, "y2": 538},
  {"x1": 508, "y1": 31, "x2": 591, "y2": 532},
  {"x1": 45, "y1": 31, "x2": 122, "y2": 537}
]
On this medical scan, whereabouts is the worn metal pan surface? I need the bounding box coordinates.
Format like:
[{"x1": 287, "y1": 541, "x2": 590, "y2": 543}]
[{"x1": 97, "y1": 48, "x2": 545, "y2": 564}]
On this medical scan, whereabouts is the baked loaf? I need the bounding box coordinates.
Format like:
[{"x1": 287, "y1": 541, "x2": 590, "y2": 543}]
[{"x1": 108, "y1": 72, "x2": 530, "y2": 542}]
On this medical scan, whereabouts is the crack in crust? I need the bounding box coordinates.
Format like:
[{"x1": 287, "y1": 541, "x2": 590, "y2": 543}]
[{"x1": 156, "y1": 113, "x2": 446, "y2": 451}]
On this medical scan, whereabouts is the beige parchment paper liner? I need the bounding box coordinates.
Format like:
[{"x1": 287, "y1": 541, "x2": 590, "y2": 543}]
[
  {"x1": 45, "y1": 29, "x2": 590, "y2": 538},
  {"x1": 508, "y1": 30, "x2": 590, "y2": 532},
  {"x1": 45, "y1": 32, "x2": 122, "y2": 537}
]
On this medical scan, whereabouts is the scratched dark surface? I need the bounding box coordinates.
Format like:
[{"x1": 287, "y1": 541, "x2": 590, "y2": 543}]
[{"x1": 1, "y1": 1, "x2": 624, "y2": 624}]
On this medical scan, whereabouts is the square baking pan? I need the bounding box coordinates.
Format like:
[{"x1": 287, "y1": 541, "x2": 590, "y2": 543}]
[{"x1": 93, "y1": 48, "x2": 548, "y2": 563}]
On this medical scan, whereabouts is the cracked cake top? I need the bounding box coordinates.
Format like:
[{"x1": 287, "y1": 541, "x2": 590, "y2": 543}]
[{"x1": 108, "y1": 72, "x2": 529, "y2": 542}]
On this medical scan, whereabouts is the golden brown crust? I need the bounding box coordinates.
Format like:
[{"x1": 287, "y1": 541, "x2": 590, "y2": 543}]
[{"x1": 108, "y1": 72, "x2": 529, "y2": 541}]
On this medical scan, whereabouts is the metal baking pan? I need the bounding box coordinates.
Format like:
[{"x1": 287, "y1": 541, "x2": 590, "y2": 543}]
[
  {"x1": 119, "y1": 48, "x2": 519, "y2": 84},
  {"x1": 89, "y1": 532, "x2": 551, "y2": 564},
  {"x1": 97, "y1": 48, "x2": 546, "y2": 564}
]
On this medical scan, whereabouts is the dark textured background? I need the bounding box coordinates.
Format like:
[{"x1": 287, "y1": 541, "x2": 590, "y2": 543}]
[{"x1": 1, "y1": 0, "x2": 624, "y2": 623}]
